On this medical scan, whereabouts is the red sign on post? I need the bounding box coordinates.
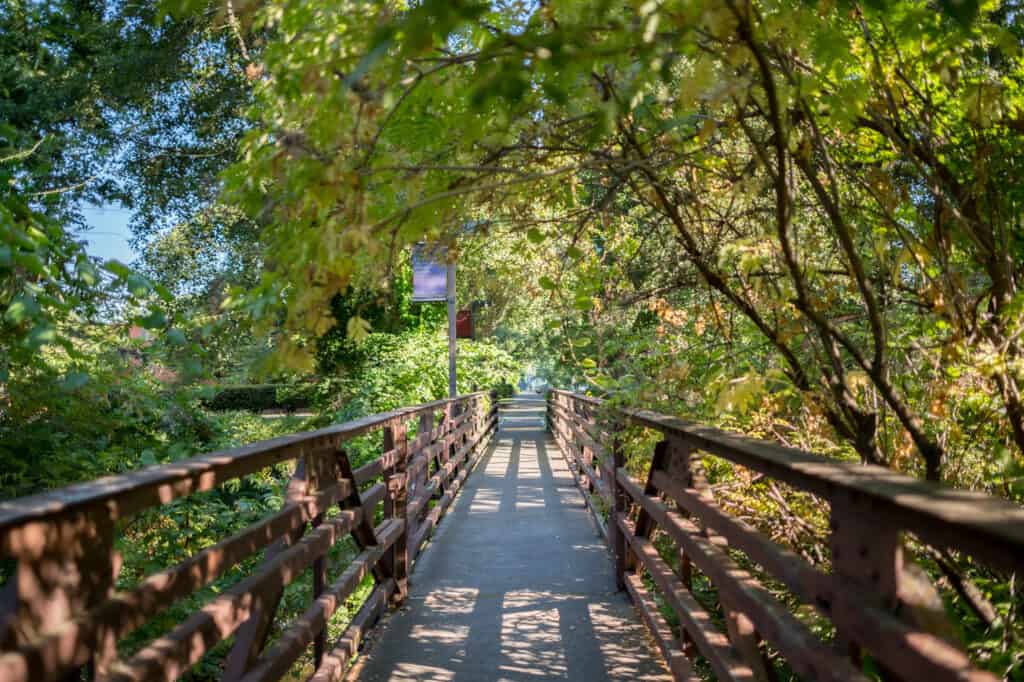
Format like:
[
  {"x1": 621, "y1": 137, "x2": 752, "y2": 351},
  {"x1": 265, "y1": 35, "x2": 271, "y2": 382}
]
[{"x1": 456, "y1": 309, "x2": 473, "y2": 339}]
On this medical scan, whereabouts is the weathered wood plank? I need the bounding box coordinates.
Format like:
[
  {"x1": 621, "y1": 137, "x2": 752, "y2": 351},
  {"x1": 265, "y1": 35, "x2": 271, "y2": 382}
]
[
  {"x1": 307, "y1": 580, "x2": 395, "y2": 682},
  {"x1": 651, "y1": 470, "x2": 830, "y2": 612},
  {"x1": 617, "y1": 472, "x2": 867, "y2": 682},
  {"x1": 577, "y1": 457, "x2": 608, "y2": 498},
  {"x1": 827, "y1": 591, "x2": 998, "y2": 682},
  {"x1": 0, "y1": 392, "x2": 494, "y2": 682},
  {"x1": 408, "y1": 414, "x2": 495, "y2": 559},
  {"x1": 631, "y1": 412, "x2": 1024, "y2": 573},
  {"x1": 237, "y1": 520, "x2": 402, "y2": 682},
  {"x1": 104, "y1": 509, "x2": 377, "y2": 682},
  {"x1": 548, "y1": 403, "x2": 607, "y2": 458},
  {"x1": 0, "y1": 482, "x2": 349, "y2": 682},
  {"x1": 552, "y1": 389, "x2": 1024, "y2": 576},
  {"x1": 223, "y1": 461, "x2": 315, "y2": 678},
  {"x1": 617, "y1": 515, "x2": 755, "y2": 682},
  {"x1": 561, "y1": 452, "x2": 609, "y2": 541},
  {"x1": 623, "y1": 574, "x2": 701, "y2": 682},
  {"x1": 402, "y1": 417, "x2": 489, "y2": 532},
  {"x1": 0, "y1": 394, "x2": 489, "y2": 544},
  {"x1": 381, "y1": 420, "x2": 409, "y2": 605},
  {"x1": 352, "y1": 449, "x2": 399, "y2": 487},
  {"x1": 553, "y1": 391, "x2": 1006, "y2": 682}
]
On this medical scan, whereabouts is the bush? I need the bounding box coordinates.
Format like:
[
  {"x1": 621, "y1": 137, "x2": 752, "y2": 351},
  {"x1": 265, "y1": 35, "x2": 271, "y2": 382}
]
[
  {"x1": 317, "y1": 329, "x2": 521, "y2": 421},
  {"x1": 493, "y1": 382, "x2": 516, "y2": 399},
  {"x1": 202, "y1": 384, "x2": 313, "y2": 413}
]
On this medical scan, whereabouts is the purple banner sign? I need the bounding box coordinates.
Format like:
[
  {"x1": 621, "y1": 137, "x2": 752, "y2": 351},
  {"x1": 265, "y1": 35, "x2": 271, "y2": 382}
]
[{"x1": 411, "y1": 243, "x2": 448, "y2": 302}]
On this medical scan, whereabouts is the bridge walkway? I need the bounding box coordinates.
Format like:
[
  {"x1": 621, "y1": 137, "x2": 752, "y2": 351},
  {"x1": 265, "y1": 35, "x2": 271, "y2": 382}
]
[{"x1": 350, "y1": 394, "x2": 670, "y2": 681}]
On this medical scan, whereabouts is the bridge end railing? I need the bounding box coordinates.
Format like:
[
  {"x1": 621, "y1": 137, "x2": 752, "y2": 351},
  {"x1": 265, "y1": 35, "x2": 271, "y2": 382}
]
[
  {"x1": 548, "y1": 388, "x2": 1024, "y2": 682},
  {"x1": 0, "y1": 391, "x2": 498, "y2": 682}
]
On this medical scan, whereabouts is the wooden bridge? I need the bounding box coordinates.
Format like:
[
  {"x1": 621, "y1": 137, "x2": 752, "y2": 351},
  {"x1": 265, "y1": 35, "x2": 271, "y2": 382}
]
[{"x1": 0, "y1": 390, "x2": 1023, "y2": 681}]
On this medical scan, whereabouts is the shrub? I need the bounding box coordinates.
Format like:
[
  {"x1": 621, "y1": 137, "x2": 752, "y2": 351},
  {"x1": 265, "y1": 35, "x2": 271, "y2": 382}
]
[
  {"x1": 202, "y1": 384, "x2": 313, "y2": 413},
  {"x1": 493, "y1": 381, "x2": 516, "y2": 399}
]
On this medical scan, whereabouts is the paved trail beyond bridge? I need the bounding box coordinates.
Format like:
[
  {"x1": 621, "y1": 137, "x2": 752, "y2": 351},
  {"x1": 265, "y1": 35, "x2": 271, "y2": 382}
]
[{"x1": 351, "y1": 395, "x2": 670, "y2": 681}]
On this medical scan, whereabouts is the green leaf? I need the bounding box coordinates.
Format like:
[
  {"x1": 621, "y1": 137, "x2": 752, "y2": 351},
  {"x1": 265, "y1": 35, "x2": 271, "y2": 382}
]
[
  {"x1": 937, "y1": 0, "x2": 980, "y2": 25},
  {"x1": 103, "y1": 260, "x2": 131, "y2": 278},
  {"x1": 539, "y1": 276, "x2": 556, "y2": 290},
  {"x1": 573, "y1": 295, "x2": 593, "y2": 311},
  {"x1": 182, "y1": 357, "x2": 203, "y2": 378},
  {"x1": 126, "y1": 274, "x2": 151, "y2": 298},
  {"x1": 25, "y1": 324, "x2": 56, "y2": 350},
  {"x1": 139, "y1": 309, "x2": 167, "y2": 329},
  {"x1": 76, "y1": 259, "x2": 99, "y2": 286},
  {"x1": 14, "y1": 251, "x2": 46, "y2": 276},
  {"x1": 153, "y1": 284, "x2": 173, "y2": 303},
  {"x1": 527, "y1": 228, "x2": 545, "y2": 244},
  {"x1": 4, "y1": 295, "x2": 37, "y2": 324}
]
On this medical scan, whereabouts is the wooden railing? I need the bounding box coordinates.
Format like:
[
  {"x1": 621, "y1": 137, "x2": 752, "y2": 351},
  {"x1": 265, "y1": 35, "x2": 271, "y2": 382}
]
[
  {"x1": 548, "y1": 389, "x2": 1024, "y2": 682},
  {"x1": 0, "y1": 391, "x2": 498, "y2": 682}
]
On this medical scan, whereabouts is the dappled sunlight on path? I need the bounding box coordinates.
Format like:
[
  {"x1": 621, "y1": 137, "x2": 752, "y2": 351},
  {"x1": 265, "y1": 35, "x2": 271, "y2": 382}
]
[{"x1": 351, "y1": 395, "x2": 669, "y2": 681}]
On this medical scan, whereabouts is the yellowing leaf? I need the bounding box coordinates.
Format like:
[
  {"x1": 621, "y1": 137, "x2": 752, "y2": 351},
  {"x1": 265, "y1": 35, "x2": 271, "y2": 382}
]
[
  {"x1": 715, "y1": 375, "x2": 766, "y2": 414},
  {"x1": 346, "y1": 315, "x2": 372, "y2": 342}
]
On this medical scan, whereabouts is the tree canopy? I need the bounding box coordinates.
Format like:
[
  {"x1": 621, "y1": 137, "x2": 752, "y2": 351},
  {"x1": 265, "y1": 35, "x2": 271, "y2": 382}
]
[
  {"x1": 200, "y1": 0, "x2": 1024, "y2": 486},
  {"x1": 2, "y1": 0, "x2": 1024, "y2": 674}
]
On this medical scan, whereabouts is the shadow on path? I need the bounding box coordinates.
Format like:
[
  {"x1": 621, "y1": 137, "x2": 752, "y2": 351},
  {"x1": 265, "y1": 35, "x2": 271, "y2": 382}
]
[{"x1": 351, "y1": 395, "x2": 669, "y2": 681}]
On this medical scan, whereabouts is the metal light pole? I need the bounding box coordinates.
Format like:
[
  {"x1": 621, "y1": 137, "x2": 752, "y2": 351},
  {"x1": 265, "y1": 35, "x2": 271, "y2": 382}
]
[{"x1": 446, "y1": 261, "x2": 457, "y2": 399}]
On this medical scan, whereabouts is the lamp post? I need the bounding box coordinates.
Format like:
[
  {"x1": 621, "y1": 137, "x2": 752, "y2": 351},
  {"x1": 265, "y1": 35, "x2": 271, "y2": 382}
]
[
  {"x1": 446, "y1": 260, "x2": 456, "y2": 399},
  {"x1": 411, "y1": 242, "x2": 457, "y2": 401}
]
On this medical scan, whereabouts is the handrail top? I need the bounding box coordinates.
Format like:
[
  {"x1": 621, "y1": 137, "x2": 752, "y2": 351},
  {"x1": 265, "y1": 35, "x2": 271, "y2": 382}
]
[
  {"x1": 0, "y1": 391, "x2": 489, "y2": 536},
  {"x1": 550, "y1": 389, "x2": 1024, "y2": 569}
]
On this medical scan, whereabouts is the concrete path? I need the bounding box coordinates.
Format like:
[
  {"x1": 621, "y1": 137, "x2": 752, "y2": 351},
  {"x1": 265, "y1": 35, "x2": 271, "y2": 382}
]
[{"x1": 351, "y1": 394, "x2": 670, "y2": 681}]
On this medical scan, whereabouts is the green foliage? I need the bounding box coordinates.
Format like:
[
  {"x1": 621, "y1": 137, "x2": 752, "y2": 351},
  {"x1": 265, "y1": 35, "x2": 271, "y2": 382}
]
[
  {"x1": 318, "y1": 328, "x2": 520, "y2": 421},
  {"x1": 317, "y1": 260, "x2": 447, "y2": 373},
  {"x1": 0, "y1": 0, "x2": 257, "y2": 388},
  {"x1": 493, "y1": 381, "x2": 516, "y2": 400},
  {"x1": 201, "y1": 384, "x2": 314, "y2": 413},
  {"x1": 3, "y1": 0, "x2": 1024, "y2": 675},
  {"x1": 0, "y1": 349, "x2": 284, "y2": 501},
  {"x1": 215, "y1": 0, "x2": 1024, "y2": 485},
  {"x1": 208, "y1": 0, "x2": 1024, "y2": 671}
]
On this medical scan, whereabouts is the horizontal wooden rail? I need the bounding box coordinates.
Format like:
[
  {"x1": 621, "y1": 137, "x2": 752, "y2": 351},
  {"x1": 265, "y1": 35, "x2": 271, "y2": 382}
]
[
  {"x1": 548, "y1": 388, "x2": 1024, "y2": 682},
  {"x1": 0, "y1": 391, "x2": 498, "y2": 682}
]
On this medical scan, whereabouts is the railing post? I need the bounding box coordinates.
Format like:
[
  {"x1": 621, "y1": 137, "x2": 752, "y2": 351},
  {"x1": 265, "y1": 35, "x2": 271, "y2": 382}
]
[
  {"x1": 580, "y1": 403, "x2": 594, "y2": 493},
  {"x1": 406, "y1": 410, "x2": 434, "y2": 566},
  {"x1": 475, "y1": 394, "x2": 481, "y2": 435},
  {"x1": 443, "y1": 400, "x2": 454, "y2": 468},
  {"x1": 225, "y1": 461, "x2": 312, "y2": 677},
  {"x1": 414, "y1": 409, "x2": 433, "y2": 500},
  {"x1": 383, "y1": 418, "x2": 409, "y2": 604},
  {"x1": 545, "y1": 391, "x2": 552, "y2": 432},
  {"x1": 570, "y1": 398, "x2": 582, "y2": 472},
  {"x1": 611, "y1": 421, "x2": 627, "y2": 591},
  {"x1": 305, "y1": 447, "x2": 342, "y2": 670},
  {"x1": 829, "y1": 494, "x2": 903, "y2": 667},
  {"x1": 2, "y1": 510, "x2": 118, "y2": 678},
  {"x1": 624, "y1": 439, "x2": 670, "y2": 573},
  {"x1": 476, "y1": 393, "x2": 481, "y2": 429},
  {"x1": 454, "y1": 397, "x2": 465, "y2": 480}
]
